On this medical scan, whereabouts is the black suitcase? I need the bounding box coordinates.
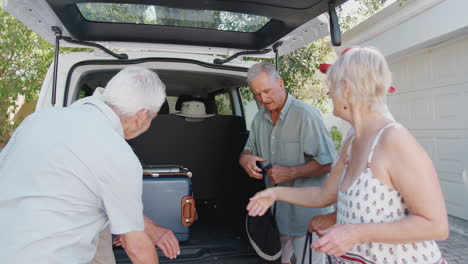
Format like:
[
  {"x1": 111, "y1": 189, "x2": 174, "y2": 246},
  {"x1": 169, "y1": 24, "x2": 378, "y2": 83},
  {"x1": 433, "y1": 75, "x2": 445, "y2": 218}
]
[{"x1": 142, "y1": 166, "x2": 195, "y2": 242}]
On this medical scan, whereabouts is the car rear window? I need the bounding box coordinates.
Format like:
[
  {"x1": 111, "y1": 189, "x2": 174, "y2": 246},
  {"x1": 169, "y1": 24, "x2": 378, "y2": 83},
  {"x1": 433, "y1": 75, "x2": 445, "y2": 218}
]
[{"x1": 76, "y1": 3, "x2": 271, "y2": 33}]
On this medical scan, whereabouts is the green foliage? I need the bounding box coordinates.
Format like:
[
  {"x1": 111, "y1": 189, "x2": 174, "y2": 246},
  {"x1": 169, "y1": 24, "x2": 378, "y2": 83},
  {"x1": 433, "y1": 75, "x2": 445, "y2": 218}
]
[
  {"x1": 214, "y1": 92, "x2": 233, "y2": 115},
  {"x1": 239, "y1": 86, "x2": 254, "y2": 103},
  {"x1": 0, "y1": 2, "x2": 53, "y2": 143},
  {"x1": 78, "y1": 3, "x2": 150, "y2": 24},
  {"x1": 329, "y1": 126, "x2": 343, "y2": 151},
  {"x1": 242, "y1": 40, "x2": 332, "y2": 113},
  {"x1": 0, "y1": 1, "x2": 90, "y2": 144},
  {"x1": 241, "y1": 0, "x2": 391, "y2": 114},
  {"x1": 338, "y1": 0, "x2": 388, "y2": 31},
  {"x1": 279, "y1": 39, "x2": 333, "y2": 113}
]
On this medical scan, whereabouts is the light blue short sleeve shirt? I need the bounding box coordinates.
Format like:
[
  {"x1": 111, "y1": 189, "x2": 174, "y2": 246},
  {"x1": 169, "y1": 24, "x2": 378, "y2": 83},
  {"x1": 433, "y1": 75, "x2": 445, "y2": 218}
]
[
  {"x1": 245, "y1": 94, "x2": 336, "y2": 236},
  {"x1": 0, "y1": 98, "x2": 144, "y2": 264}
]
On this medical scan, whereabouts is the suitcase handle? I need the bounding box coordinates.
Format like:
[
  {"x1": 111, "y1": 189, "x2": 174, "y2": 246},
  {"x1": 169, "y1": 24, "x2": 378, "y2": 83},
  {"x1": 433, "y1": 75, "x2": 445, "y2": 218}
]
[
  {"x1": 181, "y1": 196, "x2": 196, "y2": 226},
  {"x1": 143, "y1": 172, "x2": 193, "y2": 178}
]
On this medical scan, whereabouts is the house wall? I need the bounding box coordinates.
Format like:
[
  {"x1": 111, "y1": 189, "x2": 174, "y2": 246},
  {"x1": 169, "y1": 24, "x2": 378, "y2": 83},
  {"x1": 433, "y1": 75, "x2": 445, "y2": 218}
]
[{"x1": 387, "y1": 35, "x2": 468, "y2": 220}]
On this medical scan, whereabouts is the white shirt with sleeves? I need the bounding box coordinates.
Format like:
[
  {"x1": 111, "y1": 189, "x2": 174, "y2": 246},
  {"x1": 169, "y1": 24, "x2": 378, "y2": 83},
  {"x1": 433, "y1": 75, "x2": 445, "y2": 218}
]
[{"x1": 0, "y1": 97, "x2": 144, "y2": 264}]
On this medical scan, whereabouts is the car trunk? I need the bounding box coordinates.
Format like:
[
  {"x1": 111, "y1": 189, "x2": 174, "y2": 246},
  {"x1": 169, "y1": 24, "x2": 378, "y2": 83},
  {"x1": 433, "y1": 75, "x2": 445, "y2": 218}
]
[{"x1": 73, "y1": 62, "x2": 261, "y2": 263}]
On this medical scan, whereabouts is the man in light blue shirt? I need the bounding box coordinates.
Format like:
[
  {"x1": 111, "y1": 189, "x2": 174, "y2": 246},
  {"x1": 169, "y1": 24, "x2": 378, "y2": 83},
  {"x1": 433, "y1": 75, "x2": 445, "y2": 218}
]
[
  {"x1": 240, "y1": 62, "x2": 335, "y2": 264},
  {"x1": 0, "y1": 66, "x2": 165, "y2": 264}
]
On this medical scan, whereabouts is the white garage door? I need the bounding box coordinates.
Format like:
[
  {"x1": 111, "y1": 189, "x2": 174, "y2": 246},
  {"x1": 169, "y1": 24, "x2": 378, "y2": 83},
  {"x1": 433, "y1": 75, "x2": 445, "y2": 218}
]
[{"x1": 388, "y1": 35, "x2": 468, "y2": 220}]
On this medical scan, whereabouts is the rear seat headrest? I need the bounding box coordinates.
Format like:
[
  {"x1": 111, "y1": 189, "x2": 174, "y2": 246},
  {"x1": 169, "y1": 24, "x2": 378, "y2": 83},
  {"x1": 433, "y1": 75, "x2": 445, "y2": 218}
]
[{"x1": 158, "y1": 99, "x2": 170, "y2": 114}]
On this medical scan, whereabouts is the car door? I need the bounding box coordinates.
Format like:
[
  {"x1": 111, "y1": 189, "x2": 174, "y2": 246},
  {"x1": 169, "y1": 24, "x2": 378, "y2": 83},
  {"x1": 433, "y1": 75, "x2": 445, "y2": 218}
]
[{"x1": 4, "y1": 0, "x2": 348, "y2": 59}]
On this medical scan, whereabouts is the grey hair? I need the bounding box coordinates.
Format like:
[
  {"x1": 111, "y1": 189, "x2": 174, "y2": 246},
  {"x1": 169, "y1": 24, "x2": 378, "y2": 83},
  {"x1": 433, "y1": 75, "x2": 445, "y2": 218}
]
[
  {"x1": 247, "y1": 62, "x2": 281, "y2": 83},
  {"x1": 101, "y1": 66, "x2": 166, "y2": 118},
  {"x1": 326, "y1": 46, "x2": 392, "y2": 108}
]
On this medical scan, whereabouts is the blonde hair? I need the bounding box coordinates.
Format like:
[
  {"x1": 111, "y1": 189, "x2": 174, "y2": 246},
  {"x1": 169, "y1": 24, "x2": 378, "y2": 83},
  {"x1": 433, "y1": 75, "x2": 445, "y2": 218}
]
[{"x1": 326, "y1": 46, "x2": 392, "y2": 108}]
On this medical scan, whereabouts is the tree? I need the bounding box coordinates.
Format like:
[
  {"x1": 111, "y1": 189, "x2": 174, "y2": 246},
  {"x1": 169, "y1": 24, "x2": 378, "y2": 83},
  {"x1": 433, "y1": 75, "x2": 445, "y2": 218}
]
[
  {"x1": 0, "y1": 1, "x2": 54, "y2": 144},
  {"x1": 338, "y1": 0, "x2": 388, "y2": 31},
  {"x1": 280, "y1": 39, "x2": 333, "y2": 113},
  {"x1": 0, "y1": 0, "x2": 90, "y2": 145},
  {"x1": 231, "y1": 1, "x2": 392, "y2": 114},
  {"x1": 276, "y1": 0, "x2": 390, "y2": 114}
]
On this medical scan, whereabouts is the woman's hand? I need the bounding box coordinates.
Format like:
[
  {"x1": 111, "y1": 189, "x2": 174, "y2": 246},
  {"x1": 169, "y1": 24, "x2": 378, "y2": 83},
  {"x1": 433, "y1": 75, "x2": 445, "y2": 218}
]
[
  {"x1": 311, "y1": 224, "x2": 361, "y2": 257},
  {"x1": 246, "y1": 188, "x2": 277, "y2": 216}
]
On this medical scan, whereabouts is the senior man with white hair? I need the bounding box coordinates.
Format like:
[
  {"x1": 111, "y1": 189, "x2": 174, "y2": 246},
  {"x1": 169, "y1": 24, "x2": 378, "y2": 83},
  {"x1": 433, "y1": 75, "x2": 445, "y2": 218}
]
[{"x1": 0, "y1": 66, "x2": 167, "y2": 264}]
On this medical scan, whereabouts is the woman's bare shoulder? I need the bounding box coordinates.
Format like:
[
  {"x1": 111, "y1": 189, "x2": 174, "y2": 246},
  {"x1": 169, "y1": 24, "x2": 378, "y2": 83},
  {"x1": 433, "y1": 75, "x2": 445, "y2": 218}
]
[{"x1": 379, "y1": 124, "x2": 417, "y2": 151}]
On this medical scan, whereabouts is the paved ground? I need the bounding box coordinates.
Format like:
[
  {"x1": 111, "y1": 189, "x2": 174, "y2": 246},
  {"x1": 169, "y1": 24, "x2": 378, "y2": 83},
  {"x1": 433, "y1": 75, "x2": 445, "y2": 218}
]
[{"x1": 438, "y1": 232, "x2": 468, "y2": 264}]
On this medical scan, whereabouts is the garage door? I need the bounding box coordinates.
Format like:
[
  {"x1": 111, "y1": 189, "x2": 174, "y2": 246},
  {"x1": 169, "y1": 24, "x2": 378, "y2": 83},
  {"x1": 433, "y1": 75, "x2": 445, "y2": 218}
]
[{"x1": 388, "y1": 35, "x2": 468, "y2": 220}]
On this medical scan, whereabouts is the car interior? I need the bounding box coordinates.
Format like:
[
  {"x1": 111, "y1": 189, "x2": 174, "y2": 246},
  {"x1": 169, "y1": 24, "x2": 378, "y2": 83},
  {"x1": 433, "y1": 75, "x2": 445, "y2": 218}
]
[{"x1": 76, "y1": 67, "x2": 262, "y2": 263}]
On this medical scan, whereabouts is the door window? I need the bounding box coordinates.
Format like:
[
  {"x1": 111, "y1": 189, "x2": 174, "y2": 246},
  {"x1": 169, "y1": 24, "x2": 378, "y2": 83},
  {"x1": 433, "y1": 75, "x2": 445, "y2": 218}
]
[
  {"x1": 238, "y1": 86, "x2": 258, "y2": 130},
  {"x1": 215, "y1": 92, "x2": 233, "y2": 115}
]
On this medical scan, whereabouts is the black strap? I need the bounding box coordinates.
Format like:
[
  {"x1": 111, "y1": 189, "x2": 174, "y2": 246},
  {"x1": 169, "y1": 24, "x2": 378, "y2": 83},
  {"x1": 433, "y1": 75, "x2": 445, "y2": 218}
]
[
  {"x1": 301, "y1": 232, "x2": 312, "y2": 264},
  {"x1": 301, "y1": 232, "x2": 333, "y2": 264},
  {"x1": 257, "y1": 162, "x2": 277, "y2": 217},
  {"x1": 272, "y1": 185, "x2": 277, "y2": 217}
]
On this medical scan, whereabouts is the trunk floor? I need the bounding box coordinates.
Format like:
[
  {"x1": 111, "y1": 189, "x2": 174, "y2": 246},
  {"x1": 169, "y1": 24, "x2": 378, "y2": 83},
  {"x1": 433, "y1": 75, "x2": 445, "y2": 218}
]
[{"x1": 114, "y1": 221, "x2": 259, "y2": 264}]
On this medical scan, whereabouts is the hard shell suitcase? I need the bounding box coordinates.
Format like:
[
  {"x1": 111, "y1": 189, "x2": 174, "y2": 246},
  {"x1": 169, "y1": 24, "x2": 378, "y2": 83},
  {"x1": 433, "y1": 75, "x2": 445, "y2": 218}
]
[
  {"x1": 142, "y1": 170, "x2": 195, "y2": 242},
  {"x1": 143, "y1": 164, "x2": 193, "y2": 178}
]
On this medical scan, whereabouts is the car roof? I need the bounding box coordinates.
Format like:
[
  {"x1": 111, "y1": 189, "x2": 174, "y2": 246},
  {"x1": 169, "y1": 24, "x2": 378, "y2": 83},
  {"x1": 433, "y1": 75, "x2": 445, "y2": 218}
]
[{"x1": 39, "y1": 0, "x2": 347, "y2": 50}]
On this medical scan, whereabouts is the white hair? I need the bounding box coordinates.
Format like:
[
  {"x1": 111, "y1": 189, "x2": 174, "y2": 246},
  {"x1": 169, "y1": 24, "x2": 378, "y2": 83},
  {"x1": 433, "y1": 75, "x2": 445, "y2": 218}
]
[
  {"x1": 101, "y1": 66, "x2": 166, "y2": 118},
  {"x1": 326, "y1": 46, "x2": 392, "y2": 108},
  {"x1": 247, "y1": 62, "x2": 281, "y2": 84}
]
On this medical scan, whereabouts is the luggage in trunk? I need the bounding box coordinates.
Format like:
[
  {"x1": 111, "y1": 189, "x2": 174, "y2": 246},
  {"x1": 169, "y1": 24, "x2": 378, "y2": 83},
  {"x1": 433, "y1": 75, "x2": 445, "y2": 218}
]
[{"x1": 142, "y1": 166, "x2": 195, "y2": 242}]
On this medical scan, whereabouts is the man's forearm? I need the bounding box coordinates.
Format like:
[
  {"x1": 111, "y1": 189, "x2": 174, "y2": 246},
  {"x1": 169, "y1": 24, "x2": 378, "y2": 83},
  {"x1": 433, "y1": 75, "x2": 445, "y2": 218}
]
[
  {"x1": 123, "y1": 231, "x2": 158, "y2": 264},
  {"x1": 239, "y1": 149, "x2": 253, "y2": 159},
  {"x1": 144, "y1": 216, "x2": 159, "y2": 229},
  {"x1": 239, "y1": 150, "x2": 253, "y2": 166},
  {"x1": 290, "y1": 160, "x2": 331, "y2": 180}
]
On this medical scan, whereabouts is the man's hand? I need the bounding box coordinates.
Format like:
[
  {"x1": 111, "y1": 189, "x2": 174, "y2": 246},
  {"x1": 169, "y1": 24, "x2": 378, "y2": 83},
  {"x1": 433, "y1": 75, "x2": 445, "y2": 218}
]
[
  {"x1": 266, "y1": 165, "x2": 292, "y2": 184},
  {"x1": 113, "y1": 218, "x2": 180, "y2": 260},
  {"x1": 239, "y1": 152, "x2": 267, "y2": 179},
  {"x1": 144, "y1": 217, "x2": 179, "y2": 260},
  {"x1": 308, "y1": 212, "x2": 337, "y2": 234},
  {"x1": 146, "y1": 225, "x2": 179, "y2": 260}
]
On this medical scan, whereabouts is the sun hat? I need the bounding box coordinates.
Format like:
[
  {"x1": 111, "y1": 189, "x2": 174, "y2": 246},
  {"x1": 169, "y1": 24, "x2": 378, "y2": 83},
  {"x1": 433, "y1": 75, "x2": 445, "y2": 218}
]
[
  {"x1": 319, "y1": 47, "x2": 396, "y2": 93},
  {"x1": 246, "y1": 210, "x2": 282, "y2": 263},
  {"x1": 175, "y1": 101, "x2": 215, "y2": 118},
  {"x1": 246, "y1": 163, "x2": 281, "y2": 264}
]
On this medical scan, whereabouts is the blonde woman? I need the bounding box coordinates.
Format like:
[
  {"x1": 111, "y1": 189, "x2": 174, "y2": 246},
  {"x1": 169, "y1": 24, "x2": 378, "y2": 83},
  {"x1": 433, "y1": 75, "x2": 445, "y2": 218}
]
[{"x1": 247, "y1": 47, "x2": 448, "y2": 264}]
